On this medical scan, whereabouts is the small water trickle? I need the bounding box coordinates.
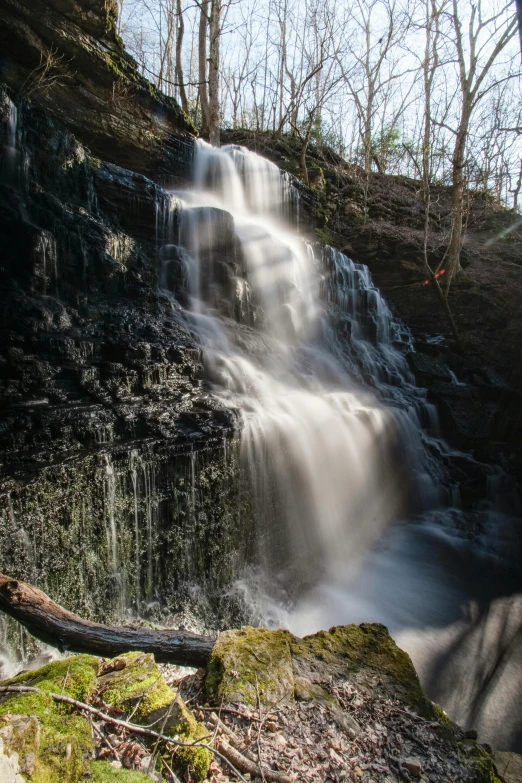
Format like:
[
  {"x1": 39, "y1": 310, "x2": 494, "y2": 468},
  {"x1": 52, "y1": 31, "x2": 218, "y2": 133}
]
[
  {"x1": 1, "y1": 96, "x2": 29, "y2": 189},
  {"x1": 106, "y1": 231, "x2": 134, "y2": 265},
  {"x1": 7, "y1": 100, "x2": 17, "y2": 149},
  {"x1": 34, "y1": 230, "x2": 58, "y2": 296},
  {"x1": 130, "y1": 449, "x2": 141, "y2": 614},
  {"x1": 104, "y1": 454, "x2": 125, "y2": 617},
  {"x1": 138, "y1": 456, "x2": 157, "y2": 605}
]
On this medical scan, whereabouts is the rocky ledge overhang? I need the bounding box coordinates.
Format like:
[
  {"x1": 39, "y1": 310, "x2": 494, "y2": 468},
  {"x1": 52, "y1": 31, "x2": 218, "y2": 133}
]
[{"x1": 0, "y1": 0, "x2": 196, "y2": 183}]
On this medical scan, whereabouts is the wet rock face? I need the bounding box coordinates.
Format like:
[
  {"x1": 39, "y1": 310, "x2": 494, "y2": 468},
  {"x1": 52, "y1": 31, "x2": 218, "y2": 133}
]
[
  {"x1": 0, "y1": 86, "x2": 255, "y2": 632},
  {"x1": 0, "y1": 87, "x2": 233, "y2": 477},
  {"x1": 0, "y1": 0, "x2": 195, "y2": 184}
]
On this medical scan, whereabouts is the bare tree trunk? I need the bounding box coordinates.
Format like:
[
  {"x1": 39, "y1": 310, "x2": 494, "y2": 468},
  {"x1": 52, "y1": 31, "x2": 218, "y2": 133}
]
[
  {"x1": 446, "y1": 115, "x2": 468, "y2": 288},
  {"x1": 176, "y1": 0, "x2": 189, "y2": 114},
  {"x1": 300, "y1": 112, "x2": 315, "y2": 185},
  {"x1": 199, "y1": 0, "x2": 210, "y2": 135},
  {"x1": 420, "y1": 0, "x2": 462, "y2": 350},
  {"x1": 0, "y1": 573, "x2": 215, "y2": 666},
  {"x1": 208, "y1": 0, "x2": 221, "y2": 146},
  {"x1": 512, "y1": 158, "x2": 522, "y2": 210}
]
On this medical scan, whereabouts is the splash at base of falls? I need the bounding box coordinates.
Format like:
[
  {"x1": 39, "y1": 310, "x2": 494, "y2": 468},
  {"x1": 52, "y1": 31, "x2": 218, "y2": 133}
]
[{"x1": 229, "y1": 507, "x2": 522, "y2": 751}]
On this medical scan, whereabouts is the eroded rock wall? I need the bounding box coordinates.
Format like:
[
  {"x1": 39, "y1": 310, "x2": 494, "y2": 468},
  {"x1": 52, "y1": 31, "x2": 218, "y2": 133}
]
[{"x1": 0, "y1": 86, "x2": 254, "y2": 644}]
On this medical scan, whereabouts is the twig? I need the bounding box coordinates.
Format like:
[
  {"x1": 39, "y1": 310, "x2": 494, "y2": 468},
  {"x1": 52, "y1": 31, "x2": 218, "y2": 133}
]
[
  {"x1": 198, "y1": 705, "x2": 263, "y2": 722},
  {"x1": 150, "y1": 696, "x2": 176, "y2": 774},
  {"x1": 161, "y1": 755, "x2": 182, "y2": 783},
  {"x1": 245, "y1": 645, "x2": 270, "y2": 665},
  {"x1": 92, "y1": 719, "x2": 121, "y2": 762},
  {"x1": 255, "y1": 675, "x2": 267, "y2": 783},
  {"x1": 207, "y1": 712, "x2": 243, "y2": 749},
  {"x1": 215, "y1": 737, "x2": 294, "y2": 783},
  {"x1": 60, "y1": 661, "x2": 71, "y2": 696}
]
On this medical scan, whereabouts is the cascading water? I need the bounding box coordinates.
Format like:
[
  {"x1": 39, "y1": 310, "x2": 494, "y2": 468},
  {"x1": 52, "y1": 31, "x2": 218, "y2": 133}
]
[
  {"x1": 161, "y1": 139, "x2": 522, "y2": 750},
  {"x1": 171, "y1": 141, "x2": 438, "y2": 589}
]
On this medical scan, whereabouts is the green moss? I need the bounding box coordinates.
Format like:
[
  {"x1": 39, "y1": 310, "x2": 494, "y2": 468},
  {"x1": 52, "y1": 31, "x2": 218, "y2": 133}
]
[
  {"x1": 458, "y1": 743, "x2": 502, "y2": 783},
  {"x1": 99, "y1": 653, "x2": 211, "y2": 782},
  {"x1": 206, "y1": 627, "x2": 294, "y2": 706},
  {"x1": 316, "y1": 225, "x2": 331, "y2": 244},
  {"x1": 98, "y1": 652, "x2": 174, "y2": 721},
  {"x1": 170, "y1": 702, "x2": 211, "y2": 782},
  {"x1": 293, "y1": 676, "x2": 338, "y2": 705},
  {"x1": 91, "y1": 760, "x2": 152, "y2": 782},
  {"x1": 88, "y1": 154, "x2": 102, "y2": 170},
  {"x1": 308, "y1": 163, "x2": 326, "y2": 189},
  {"x1": 9, "y1": 654, "x2": 99, "y2": 701},
  {"x1": 289, "y1": 623, "x2": 431, "y2": 715},
  {"x1": 0, "y1": 656, "x2": 98, "y2": 782}
]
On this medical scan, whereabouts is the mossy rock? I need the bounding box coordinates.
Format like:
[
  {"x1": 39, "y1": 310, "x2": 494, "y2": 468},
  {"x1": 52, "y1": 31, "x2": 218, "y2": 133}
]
[
  {"x1": 0, "y1": 655, "x2": 99, "y2": 782},
  {"x1": 292, "y1": 623, "x2": 431, "y2": 715},
  {"x1": 0, "y1": 652, "x2": 211, "y2": 782},
  {"x1": 206, "y1": 623, "x2": 430, "y2": 716},
  {"x1": 98, "y1": 652, "x2": 175, "y2": 721},
  {"x1": 205, "y1": 624, "x2": 501, "y2": 781},
  {"x1": 99, "y1": 652, "x2": 211, "y2": 782},
  {"x1": 206, "y1": 626, "x2": 294, "y2": 706},
  {"x1": 460, "y1": 742, "x2": 504, "y2": 783}
]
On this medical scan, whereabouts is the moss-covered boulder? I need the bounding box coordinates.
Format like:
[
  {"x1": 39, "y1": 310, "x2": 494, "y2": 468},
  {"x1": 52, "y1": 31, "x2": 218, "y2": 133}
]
[
  {"x1": 205, "y1": 623, "x2": 502, "y2": 783},
  {"x1": 206, "y1": 627, "x2": 294, "y2": 706},
  {"x1": 0, "y1": 654, "x2": 99, "y2": 782},
  {"x1": 292, "y1": 623, "x2": 430, "y2": 713},
  {"x1": 206, "y1": 623, "x2": 429, "y2": 713},
  {"x1": 98, "y1": 652, "x2": 211, "y2": 782},
  {"x1": 0, "y1": 652, "x2": 210, "y2": 783}
]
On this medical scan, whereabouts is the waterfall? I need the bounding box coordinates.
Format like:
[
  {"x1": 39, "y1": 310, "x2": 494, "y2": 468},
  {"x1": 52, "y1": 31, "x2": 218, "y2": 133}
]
[
  {"x1": 161, "y1": 141, "x2": 522, "y2": 748},
  {"x1": 165, "y1": 140, "x2": 438, "y2": 596}
]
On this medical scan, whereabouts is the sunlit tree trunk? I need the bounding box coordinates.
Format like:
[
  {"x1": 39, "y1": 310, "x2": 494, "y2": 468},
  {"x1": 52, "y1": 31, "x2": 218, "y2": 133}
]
[
  {"x1": 208, "y1": 0, "x2": 221, "y2": 145},
  {"x1": 199, "y1": 0, "x2": 210, "y2": 135},
  {"x1": 176, "y1": 0, "x2": 189, "y2": 114}
]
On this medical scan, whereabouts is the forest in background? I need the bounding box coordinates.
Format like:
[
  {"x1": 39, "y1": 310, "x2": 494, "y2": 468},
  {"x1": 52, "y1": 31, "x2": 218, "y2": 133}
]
[{"x1": 115, "y1": 0, "x2": 521, "y2": 320}]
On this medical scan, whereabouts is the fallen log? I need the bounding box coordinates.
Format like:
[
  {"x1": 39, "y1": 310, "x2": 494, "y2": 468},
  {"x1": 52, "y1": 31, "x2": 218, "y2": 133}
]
[{"x1": 0, "y1": 574, "x2": 215, "y2": 667}]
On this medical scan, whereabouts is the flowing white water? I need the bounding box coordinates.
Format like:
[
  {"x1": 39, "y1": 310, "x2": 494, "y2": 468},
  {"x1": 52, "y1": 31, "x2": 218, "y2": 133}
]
[
  {"x1": 163, "y1": 140, "x2": 521, "y2": 749},
  {"x1": 170, "y1": 141, "x2": 439, "y2": 586}
]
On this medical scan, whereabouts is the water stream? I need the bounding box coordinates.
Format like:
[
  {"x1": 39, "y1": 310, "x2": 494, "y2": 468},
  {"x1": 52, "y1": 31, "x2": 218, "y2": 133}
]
[{"x1": 163, "y1": 140, "x2": 522, "y2": 751}]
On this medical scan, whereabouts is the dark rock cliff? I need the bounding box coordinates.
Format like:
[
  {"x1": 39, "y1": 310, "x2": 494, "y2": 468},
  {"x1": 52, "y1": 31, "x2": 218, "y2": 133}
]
[
  {"x1": 0, "y1": 0, "x2": 195, "y2": 182},
  {"x1": 0, "y1": 0, "x2": 253, "y2": 627}
]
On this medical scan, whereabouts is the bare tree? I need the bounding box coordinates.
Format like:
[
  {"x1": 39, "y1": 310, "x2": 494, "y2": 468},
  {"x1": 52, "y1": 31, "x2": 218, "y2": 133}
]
[
  {"x1": 417, "y1": 0, "x2": 463, "y2": 348},
  {"x1": 198, "y1": 0, "x2": 210, "y2": 134},
  {"x1": 444, "y1": 0, "x2": 518, "y2": 289},
  {"x1": 208, "y1": 0, "x2": 222, "y2": 144},
  {"x1": 176, "y1": 0, "x2": 189, "y2": 113},
  {"x1": 116, "y1": 0, "x2": 521, "y2": 204}
]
